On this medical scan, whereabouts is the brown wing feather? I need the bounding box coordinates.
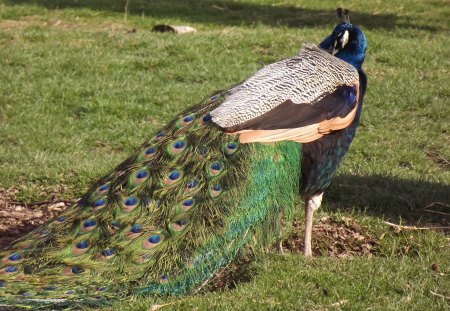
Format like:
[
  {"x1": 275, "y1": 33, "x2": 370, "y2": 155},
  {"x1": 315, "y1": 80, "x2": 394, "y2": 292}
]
[{"x1": 232, "y1": 81, "x2": 360, "y2": 144}]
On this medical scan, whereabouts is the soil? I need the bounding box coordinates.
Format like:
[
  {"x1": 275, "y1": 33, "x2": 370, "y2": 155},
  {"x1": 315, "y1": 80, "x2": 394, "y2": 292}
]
[
  {"x1": 0, "y1": 188, "x2": 69, "y2": 249},
  {"x1": 282, "y1": 217, "x2": 379, "y2": 257}
]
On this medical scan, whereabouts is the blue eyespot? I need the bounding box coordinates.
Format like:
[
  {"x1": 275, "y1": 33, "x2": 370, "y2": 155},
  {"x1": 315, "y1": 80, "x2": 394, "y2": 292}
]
[
  {"x1": 99, "y1": 184, "x2": 109, "y2": 192},
  {"x1": 148, "y1": 235, "x2": 161, "y2": 244},
  {"x1": 131, "y1": 224, "x2": 142, "y2": 233},
  {"x1": 102, "y1": 249, "x2": 116, "y2": 257},
  {"x1": 83, "y1": 219, "x2": 97, "y2": 228},
  {"x1": 182, "y1": 199, "x2": 194, "y2": 207},
  {"x1": 125, "y1": 196, "x2": 139, "y2": 206},
  {"x1": 187, "y1": 180, "x2": 199, "y2": 188},
  {"x1": 56, "y1": 216, "x2": 66, "y2": 222},
  {"x1": 71, "y1": 266, "x2": 84, "y2": 274},
  {"x1": 176, "y1": 219, "x2": 188, "y2": 226},
  {"x1": 169, "y1": 171, "x2": 180, "y2": 180},
  {"x1": 183, "y1": 115, "x2": 194, "y2": 122},
  {"x1": 136, "y1": 170, "x2": 149, "y2": 179},
  {"x1": 174, "y1": 141, "x2": 186, "y2": 149},
  {"x1": 8, "y1": 253, "x2": 22, "y2": 261},
  {"x1": 211, "y1": 163, "x2": 222, "y2": 171},
  {"x1": 203, "y1": 114, "x2": 212, "y2": 122},
  {"x1": 93, "y1": 198, "x2": 106, "y2": 207},
  {"x1": 5, "y1": 266, "x2": 18, "y2": 273},
  {"x1": 227, "y1": 143, "x2": 237, "y2": 150},
  {"x1": 156, "y1": 131, "x2": 165, "y2": 138},
  {"x1": 145, "y1": 147, "x2": 156, "y2": 155},
  {"x1": 76, "y1": 241, "x2": 89, "y2": 249},
  {"x1": 213, "y1": 184, "x2": 222, "y2": 191}
]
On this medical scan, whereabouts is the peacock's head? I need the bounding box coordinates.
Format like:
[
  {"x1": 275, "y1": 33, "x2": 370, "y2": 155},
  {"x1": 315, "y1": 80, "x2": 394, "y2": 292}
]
[{"x1": 320, "y1": 8, "x2": 367, "y2": 69}]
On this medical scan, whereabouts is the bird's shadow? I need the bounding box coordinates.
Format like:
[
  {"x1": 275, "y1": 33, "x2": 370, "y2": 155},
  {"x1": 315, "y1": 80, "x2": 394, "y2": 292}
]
[
  {"x1": 4, "y1": 0, "x2": 440, "y2": 31},
  {"x1": 325, "y1": 174, "x2": 450, "y2": 226}
]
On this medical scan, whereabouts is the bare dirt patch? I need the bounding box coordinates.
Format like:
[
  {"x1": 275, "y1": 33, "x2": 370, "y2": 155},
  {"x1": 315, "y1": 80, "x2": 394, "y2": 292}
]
[
  {"x1": 426, "y1": 150, "x2": 450, "y2": 171},
  {"x1": 0, "y1": 188, "x2": 68, "y2": 249},
  {"x1": 282, "y1": 217, "x2": 379, "y2": 257}
]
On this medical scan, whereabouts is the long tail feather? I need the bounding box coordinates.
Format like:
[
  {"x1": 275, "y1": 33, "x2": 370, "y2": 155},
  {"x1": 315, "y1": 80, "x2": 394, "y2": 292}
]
[{"x1": 0, "y1": 91, "x2": 301, "y2": 307}]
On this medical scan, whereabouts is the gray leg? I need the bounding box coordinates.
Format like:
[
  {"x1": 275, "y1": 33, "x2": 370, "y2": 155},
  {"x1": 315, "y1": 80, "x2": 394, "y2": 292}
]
[{"x1": 304, "y1": 192, "x2": 323, "y2": 257}]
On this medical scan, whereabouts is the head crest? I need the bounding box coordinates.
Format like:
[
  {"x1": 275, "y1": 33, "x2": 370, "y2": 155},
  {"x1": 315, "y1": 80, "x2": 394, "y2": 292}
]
[{"x1": 336, "y1": 8, "x2": 350, "y2": 24}]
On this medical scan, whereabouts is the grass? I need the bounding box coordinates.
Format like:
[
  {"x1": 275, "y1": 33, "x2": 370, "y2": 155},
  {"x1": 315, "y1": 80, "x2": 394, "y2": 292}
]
[{"x1": 0, "y1": 0, "x2": 449, "y2": 310}]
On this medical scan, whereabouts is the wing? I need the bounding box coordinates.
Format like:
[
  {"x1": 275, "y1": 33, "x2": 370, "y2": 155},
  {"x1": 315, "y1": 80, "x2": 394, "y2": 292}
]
[{"x1": 210, "y1": 44, "x2": 360, "y2": 144}]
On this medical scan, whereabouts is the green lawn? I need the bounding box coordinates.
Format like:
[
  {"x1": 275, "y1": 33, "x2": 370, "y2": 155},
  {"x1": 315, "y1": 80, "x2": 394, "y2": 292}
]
[{"x1": 0, "y1": 0, "x2": 449, "y2": 310}]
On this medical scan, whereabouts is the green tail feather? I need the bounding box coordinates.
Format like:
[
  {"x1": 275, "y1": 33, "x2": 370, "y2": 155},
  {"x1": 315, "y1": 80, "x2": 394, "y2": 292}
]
[{"x1": 0, "y1": 91, "x2": 301, "y2": 306}]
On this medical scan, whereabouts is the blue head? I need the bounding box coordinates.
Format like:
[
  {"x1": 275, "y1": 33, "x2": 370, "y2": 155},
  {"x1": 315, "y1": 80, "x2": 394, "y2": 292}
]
[{"x1": 320, "y1": 8, "x2": 367, "y2": 70}]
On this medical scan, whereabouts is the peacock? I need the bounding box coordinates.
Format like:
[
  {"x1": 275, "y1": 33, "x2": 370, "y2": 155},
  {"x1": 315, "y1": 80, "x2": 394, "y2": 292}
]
[{"x1": 0, "y1": 8, "x2": 367, "y2": 308}]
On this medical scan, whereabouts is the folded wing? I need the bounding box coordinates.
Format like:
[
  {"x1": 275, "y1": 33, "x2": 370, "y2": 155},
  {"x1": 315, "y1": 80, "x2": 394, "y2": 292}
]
[{"x1": 210, "y1": 44, "x2": 360, "y2": 144}]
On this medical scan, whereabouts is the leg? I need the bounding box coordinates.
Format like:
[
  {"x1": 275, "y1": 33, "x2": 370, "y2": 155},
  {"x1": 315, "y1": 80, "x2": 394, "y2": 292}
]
[{"x1": 304, "y1": 192, "x2": 323, "y2": 257}]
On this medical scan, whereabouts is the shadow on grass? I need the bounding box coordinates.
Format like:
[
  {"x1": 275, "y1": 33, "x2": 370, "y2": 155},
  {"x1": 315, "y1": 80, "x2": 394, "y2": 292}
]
[
  {"x1": 4, "y1": 0, "x2": 440, "y2": 31},
  {"x1": 326, "y1": 174, "x2": 450, "y2": 226}
]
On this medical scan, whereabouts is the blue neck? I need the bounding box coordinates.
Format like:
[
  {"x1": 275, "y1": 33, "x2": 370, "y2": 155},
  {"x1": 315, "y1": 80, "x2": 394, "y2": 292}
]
[
  {"x1": 319, "y1": 36, "x2": 333, "y2": 51},
  {"x1": 334, "y1": 50, "x2": 365, "y2": 70}
]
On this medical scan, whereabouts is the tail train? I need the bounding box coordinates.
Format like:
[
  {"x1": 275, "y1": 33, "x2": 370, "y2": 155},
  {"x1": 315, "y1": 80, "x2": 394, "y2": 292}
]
[{"x1": 0, "y1": 93, "x2": 301, "y2": 307}]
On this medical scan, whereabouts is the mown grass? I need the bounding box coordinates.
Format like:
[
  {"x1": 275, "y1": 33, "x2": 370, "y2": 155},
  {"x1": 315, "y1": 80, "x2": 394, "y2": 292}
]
[{"x1": 0, "y1": 0, "x2": 449, "y2": 310}]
